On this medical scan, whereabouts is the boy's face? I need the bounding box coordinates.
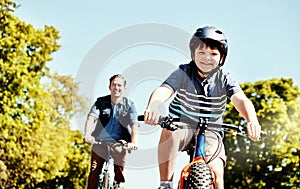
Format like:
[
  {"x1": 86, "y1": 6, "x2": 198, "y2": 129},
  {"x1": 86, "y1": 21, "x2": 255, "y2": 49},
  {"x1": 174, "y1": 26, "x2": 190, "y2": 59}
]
[
  {"x1": 109, "y1": 77, "x2": 126, "y2": 98},
  {"x1": 192, "y1": 44, "x2": 221, "y2": 75}
]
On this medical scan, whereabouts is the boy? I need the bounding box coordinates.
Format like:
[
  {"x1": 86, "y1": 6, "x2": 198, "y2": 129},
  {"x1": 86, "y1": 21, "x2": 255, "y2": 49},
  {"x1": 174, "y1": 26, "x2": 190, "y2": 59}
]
[{"x1": 143, "y1": 26, "x2": 261, "y2": 189}]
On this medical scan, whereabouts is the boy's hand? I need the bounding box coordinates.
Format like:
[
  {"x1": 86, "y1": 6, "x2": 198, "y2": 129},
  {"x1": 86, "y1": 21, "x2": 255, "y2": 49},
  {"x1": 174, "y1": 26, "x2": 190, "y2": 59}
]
[
  {"x1": 143, "y1": 109, "x2": 161, "y2": 125},
  {"x1": 246, "y1": 122, "x2": 261, "y2": 141}
]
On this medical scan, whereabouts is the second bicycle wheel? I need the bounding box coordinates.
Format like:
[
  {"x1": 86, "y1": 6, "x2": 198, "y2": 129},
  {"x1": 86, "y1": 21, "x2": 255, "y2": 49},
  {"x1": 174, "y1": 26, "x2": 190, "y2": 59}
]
[
  {"x1": 185, "y1": 161, "x2": 213, "y2": 189},
  {"x1": 100, "y1": 173, "x2": 110, "y2": 189}
]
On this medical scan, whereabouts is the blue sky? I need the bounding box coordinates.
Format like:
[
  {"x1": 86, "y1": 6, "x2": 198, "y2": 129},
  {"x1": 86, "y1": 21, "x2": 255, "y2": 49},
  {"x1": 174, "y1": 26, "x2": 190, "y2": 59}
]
[{"x1": 14, "y1": 0, "x2": 300, "y2": 188}]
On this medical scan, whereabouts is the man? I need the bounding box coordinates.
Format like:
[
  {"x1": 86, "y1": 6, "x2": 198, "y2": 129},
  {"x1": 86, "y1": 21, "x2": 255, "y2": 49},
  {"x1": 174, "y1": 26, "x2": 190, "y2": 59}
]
[{"x1": 84, "y1": 74, "x2": 139, "y2": 189}]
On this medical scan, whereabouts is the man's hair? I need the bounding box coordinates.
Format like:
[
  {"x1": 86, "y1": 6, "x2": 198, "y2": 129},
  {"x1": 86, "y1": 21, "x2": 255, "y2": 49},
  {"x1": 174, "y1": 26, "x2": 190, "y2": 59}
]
[{"x1": 109, "y1": 74, "x2": 127, "y2": 87}]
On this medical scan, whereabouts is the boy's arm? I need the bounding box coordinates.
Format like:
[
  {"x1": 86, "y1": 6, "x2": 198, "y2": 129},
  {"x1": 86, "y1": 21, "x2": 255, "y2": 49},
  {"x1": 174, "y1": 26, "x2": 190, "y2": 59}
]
[
  {"x1": 144, "y1": 84, "x2": 174, "y2": 125},
  {"x1": 230, "y1": 91, "x2": 261, "y2": 141}
]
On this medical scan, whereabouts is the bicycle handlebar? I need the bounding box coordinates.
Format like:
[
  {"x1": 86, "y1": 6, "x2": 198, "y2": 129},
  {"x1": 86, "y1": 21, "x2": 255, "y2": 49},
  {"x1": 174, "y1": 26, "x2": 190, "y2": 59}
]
[
  {"x1": 138, "y1": 115, "x2": 181, "y2": 131},
  {"x1": 137, "y1": 115, "x2": 267, "y2": 138},
  {"x1": 96, "y1": 140, "x2": 131, "y2": 150},
  {"x1": 138, "y1": 115, "x2": 179, "y2": 122},
  {"x1": 84, "y1": 138, "x2": 132, "y2": 150}
]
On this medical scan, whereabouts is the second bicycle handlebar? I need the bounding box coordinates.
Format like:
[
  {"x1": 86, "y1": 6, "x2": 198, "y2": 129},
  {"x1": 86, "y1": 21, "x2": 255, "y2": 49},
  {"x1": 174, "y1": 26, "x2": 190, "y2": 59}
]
[{"x1": 84, "y1": 138, "x2": 132, "y2": 151}]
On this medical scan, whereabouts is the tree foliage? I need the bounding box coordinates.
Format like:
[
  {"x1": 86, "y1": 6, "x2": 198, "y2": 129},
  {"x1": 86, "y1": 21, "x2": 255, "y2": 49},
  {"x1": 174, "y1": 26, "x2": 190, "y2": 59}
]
[
  {"x1": 224, "y1": 78, "x2": 300, "y2": 188},
  {"x1": 0, "y1": 1, "x2": 90, "y2": 188},
  {"x1": 2, "y1": 1, "x2": 300, "y2": 189},
  {"x1": 40, "y1": 73, "x2": 90, "y2": 189}
]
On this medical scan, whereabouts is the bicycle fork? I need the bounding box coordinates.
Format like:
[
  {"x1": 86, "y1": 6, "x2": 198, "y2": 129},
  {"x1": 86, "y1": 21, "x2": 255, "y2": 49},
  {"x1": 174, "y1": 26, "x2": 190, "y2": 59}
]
[
  {"x1": 98, "y1": 161, "x2": 110, "y2": 189},
  {"x1": 193, "y1": 126, "x2": 206, "y2": 161},
  {"x1": 179, "y1": 119, "x2": 213, "y2": 189}
]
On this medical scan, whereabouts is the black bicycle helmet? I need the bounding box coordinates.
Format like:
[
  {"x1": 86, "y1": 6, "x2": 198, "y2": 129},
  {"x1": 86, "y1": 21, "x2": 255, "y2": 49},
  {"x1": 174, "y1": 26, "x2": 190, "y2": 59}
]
[{"x1": 192, "y1": 26, "x2": 228, "y2": 66}]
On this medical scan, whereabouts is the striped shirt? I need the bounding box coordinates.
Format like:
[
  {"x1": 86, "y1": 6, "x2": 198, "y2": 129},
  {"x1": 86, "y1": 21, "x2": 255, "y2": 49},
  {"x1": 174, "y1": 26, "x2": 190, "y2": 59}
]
[{"x1": 163, "y1": 61, "x2": 241, "y2": 126}]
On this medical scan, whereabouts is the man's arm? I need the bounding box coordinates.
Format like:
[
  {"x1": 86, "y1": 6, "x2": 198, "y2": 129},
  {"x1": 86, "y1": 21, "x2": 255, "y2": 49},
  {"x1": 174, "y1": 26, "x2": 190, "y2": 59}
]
[
  {"x1": 130, "y1": 123, "x2": 139, "y2": 144},
  {"x1": 84, "y1": 116, "x2": 97, "y2": 144},
  {"x1": 126, "y1": 123, "x2": 139, "y2": 150},
  {"x1": 231, "y1": 91, "x2": 261, "y2": 141}
]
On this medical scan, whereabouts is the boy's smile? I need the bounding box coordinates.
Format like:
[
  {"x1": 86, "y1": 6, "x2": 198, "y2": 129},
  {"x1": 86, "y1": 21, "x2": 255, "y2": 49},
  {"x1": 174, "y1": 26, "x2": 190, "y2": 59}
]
[{"x1": 193, "y1": 45, "x2": 221, "y2": 76}]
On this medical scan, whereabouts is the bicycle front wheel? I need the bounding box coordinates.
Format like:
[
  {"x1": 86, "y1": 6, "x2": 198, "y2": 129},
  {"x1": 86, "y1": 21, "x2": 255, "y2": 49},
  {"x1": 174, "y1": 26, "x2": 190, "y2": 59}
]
[{"x1": 185, "y1": 161, "x2": 213, "y2": 189}]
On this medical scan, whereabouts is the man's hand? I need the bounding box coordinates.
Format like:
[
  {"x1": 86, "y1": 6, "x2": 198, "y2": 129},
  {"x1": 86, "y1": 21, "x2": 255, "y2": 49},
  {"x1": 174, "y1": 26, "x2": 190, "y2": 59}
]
[
  {"x1": 126, "y1": 143, "x2": 138, "y2": 150},
  {"x1": 84, "y1": 135, "x2": 95, "y2": 144},
  {"x1": 246, "y1": 122, "x2": 261, "y2": 141}
]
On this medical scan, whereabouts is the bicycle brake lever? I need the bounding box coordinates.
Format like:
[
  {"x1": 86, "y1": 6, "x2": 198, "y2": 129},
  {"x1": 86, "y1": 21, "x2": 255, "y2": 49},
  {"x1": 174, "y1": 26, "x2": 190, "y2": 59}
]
[
  {"x1": 236, "y1": 132, "x2": 247, "y2": 137},
  {"x1": 260, "y1": 131, "x2": 267, "y2": 137},
  {"x1": 160, "y1": 117, "x2": 178, "y2": 131},
  {"x1": 161, "y1": 121, "x2": 177, "y2": 131},
  {"x1": 168, "y1": 124, "x2": 178, "y2": 131}
]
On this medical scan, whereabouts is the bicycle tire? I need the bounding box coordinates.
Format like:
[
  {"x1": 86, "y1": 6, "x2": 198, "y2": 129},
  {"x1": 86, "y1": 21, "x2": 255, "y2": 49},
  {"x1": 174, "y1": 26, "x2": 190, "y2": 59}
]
[
  {"x1": 100, "y1": 173, "x2": 110, "y2": 189},
  {"x1": 185, "y1": 161, "x2": 213, "y2": 189}
]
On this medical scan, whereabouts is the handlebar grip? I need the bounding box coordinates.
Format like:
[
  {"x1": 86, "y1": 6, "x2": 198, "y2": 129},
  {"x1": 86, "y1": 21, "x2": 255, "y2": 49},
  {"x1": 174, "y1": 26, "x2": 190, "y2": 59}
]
[
  {"x1": 137, "y1": 115, "x2": 165, "y2": 123},
  {"x1": 260, "y1": 131, "x2": 267, "y2": 138},
  {"x1": 137, "y1": 115, "x2": 144, "y2": 121},
  {"x1": 137, "y1": 115, "x2": 180, "y2": 122},
  {"x1": 137, "y1": 115, "x2": 181, "y2": 131},
  {"x1": 138, "y1": 115, "x2": 166, "y2": 123}
]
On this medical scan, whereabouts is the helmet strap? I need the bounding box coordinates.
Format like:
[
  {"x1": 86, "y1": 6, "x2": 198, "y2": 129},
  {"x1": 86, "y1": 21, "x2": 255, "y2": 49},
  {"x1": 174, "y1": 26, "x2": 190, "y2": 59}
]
[{"x1": 198, "y1": 68, "x2": 212, "y2": 76}]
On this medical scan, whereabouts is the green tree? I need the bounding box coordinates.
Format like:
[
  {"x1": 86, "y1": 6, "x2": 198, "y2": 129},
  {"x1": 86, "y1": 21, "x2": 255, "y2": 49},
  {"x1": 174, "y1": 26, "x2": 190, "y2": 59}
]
[
  {"x1": 40, "y1": 73, "x2": 90, "y2": 189},
  {"x1": 0, "y1": 1, "x2": 89, "y2": 188},
  {"x1": 224, "y1": 78, "x2": 300, "y2": 189}
]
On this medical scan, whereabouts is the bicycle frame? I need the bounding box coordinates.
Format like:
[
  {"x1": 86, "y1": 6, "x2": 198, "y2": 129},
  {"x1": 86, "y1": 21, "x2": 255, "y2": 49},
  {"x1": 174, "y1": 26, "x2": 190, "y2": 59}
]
[
  {"x1": 93, "y1": 141, "x2": 113, "y2": 189},
  {"x1": 92, "y1": 140, "x2": 128, "y2": 189},
  {"x1": 179, "y1": 118, "x2": 214, "y2": 189},
  {"x1": 138, "y1": 115, "x2": 266, "y2": 189}
]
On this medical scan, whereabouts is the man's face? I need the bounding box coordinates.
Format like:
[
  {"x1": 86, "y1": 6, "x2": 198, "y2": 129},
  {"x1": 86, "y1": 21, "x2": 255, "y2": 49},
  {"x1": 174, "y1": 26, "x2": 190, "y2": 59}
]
[
  {"x1": 192, "y1": 44, "x2": 221, "y2": 74},
  {"x1": 109, "y1": 77, "x2": 126, "y2": 98}
]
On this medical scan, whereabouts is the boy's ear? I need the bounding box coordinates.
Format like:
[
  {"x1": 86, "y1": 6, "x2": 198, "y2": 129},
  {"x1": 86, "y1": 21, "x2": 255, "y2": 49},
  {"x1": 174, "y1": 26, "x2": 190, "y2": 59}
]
[
  {"x1": 191, "y1": 53, "x2": 195, "y2": 61},
  {"x1": 221, "y1": 56, "x2": 224, "y2": 61},
  {"x1": 220, "y1": 54, "x2": 225, "y2": 63}
]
